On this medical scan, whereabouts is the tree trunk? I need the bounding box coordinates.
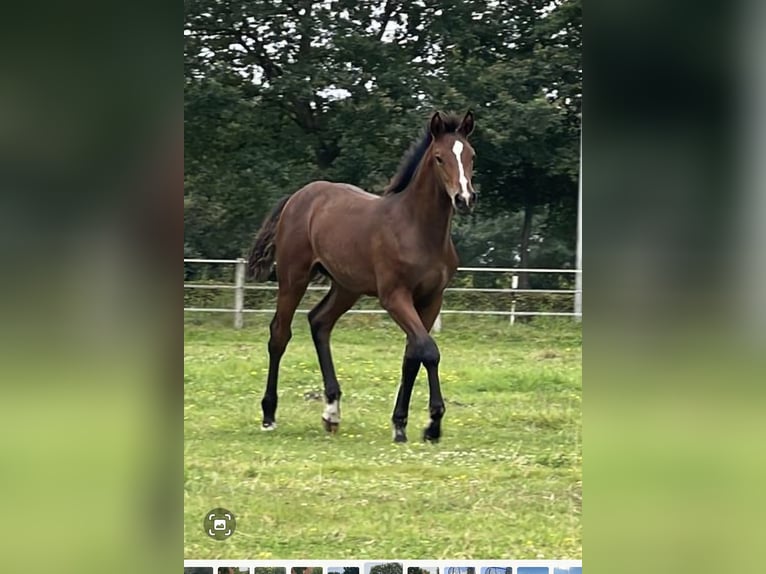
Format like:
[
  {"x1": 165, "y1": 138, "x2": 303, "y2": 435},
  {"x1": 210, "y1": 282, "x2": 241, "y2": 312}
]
[{"x1": 518, "y1": 201, "x2": 534, "y2": 289}]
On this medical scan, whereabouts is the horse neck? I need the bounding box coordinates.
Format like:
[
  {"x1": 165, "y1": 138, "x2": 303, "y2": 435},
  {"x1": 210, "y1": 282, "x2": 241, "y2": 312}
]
[{"x1": 400, "y1": 159, "x2": 454, "y2": 246}]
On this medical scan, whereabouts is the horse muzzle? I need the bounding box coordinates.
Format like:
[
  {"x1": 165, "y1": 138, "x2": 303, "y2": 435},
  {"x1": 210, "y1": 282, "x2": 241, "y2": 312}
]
[{"x1": 454, "y1": 191, "x2": 477, "y2": 214}]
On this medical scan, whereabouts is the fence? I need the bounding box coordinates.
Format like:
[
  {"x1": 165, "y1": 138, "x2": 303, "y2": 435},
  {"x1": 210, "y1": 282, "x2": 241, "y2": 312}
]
[{"x1": 184, "y1": 258, "x2": 582, "y2": 329}]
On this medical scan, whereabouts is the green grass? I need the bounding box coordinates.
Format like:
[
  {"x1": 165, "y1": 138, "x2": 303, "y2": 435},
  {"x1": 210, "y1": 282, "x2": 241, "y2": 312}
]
[{"x1": 184, "y1": 314, "x2": 581, "y2": 559}]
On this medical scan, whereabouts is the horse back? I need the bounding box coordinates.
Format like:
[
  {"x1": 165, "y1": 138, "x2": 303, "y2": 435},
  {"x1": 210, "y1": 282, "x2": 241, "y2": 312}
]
[{"x1": 275, "y1": 181, "x2": 385, "y2": 292}]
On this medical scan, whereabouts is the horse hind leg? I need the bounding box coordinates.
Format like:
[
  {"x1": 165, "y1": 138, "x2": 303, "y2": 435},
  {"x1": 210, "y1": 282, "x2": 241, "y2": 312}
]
[
  {"x1": 261, "y1": 272, "x2": 310, "y2": 430},
  {"x1": 307, "y1": 283, "x2": 359, "y2": 434}
]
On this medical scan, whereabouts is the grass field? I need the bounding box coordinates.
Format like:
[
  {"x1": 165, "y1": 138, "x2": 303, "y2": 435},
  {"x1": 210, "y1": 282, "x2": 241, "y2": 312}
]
[{"x1": 184, "y1": 314, "x2": 581, "y2": 559}]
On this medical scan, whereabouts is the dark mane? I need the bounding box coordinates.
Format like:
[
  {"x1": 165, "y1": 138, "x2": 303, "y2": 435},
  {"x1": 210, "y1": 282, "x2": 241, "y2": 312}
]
[{"x1": 383, "y1": 113, "x2": 464, "y2": 195}]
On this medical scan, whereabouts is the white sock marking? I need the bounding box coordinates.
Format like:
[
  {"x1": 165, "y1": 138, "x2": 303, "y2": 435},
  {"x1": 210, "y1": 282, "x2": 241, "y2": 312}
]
[{"x1": 323, "y1": 400, "x2": 341, "y2": 423}]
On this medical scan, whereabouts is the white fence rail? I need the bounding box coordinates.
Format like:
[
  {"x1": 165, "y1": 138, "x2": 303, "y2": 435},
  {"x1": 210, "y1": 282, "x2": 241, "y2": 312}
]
[{"x1": 183, "y1": 258, "x2": 582, "y2": 329}]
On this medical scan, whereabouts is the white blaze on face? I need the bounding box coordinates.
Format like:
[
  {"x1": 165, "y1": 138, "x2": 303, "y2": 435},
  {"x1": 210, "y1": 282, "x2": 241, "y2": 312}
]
[
  {"x1": 323, "y1": 400, "x2": 341, "y2": 424},
  {"x1": 451, "y1": 139, "x2": 472, "y2": 203}
]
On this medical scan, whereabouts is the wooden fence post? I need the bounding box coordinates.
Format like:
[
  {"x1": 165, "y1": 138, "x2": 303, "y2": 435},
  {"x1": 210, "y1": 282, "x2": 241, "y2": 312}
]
[
  {"x1": 432, "y1": 309, "x2": 443, "y2": 333},
  {"x1": 510, "y1": 274, "x2": 518, "y2": 325},
  {"x1": 234, "y1": 258, "x2": 246, "y2": 329}
]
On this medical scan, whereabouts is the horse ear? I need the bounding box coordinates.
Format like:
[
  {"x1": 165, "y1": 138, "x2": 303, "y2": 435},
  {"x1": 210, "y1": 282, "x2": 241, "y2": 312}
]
[
  {"x1": 458, "y1": 110, "x2": 475, "y2": 137},
  {"x1": 430, "y1": 111, "x2": 446, "y2": 138}
]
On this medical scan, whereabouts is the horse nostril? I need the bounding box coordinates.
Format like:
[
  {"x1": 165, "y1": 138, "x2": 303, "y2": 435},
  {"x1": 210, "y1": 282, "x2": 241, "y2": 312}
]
[{"x1": 455, "y1": 194, "x2": 473, "y2": 212}]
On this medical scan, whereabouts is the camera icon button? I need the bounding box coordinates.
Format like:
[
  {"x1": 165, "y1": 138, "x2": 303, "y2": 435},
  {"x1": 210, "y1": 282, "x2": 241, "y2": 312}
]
[{"x1": 203, "y1": 507, "x2": 236, "y2": 540}]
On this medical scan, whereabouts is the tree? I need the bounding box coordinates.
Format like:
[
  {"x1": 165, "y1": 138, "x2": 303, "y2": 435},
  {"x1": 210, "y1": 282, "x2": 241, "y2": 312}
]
[
  {"x1": 421, "y1": 0, "x2": 581, "y2": 286},
  {"x1": 184, "y1": 0, "x2": 582, "y2": 284},
  {"x1": 370, "y1": 563, "x2": 403, "y2": 574}
]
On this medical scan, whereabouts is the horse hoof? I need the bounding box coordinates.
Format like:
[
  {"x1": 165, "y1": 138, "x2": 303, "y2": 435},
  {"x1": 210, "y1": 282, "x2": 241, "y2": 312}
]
[
  {"x1": 393, "y1": 429, "x2": 408, "y2": 443},
  {"x1": 322, "y1": 417, "x2": 340, "y2": 434},
  {"x1": 261, "y1": 422, "x2": 277, "y2": 432},
  {"x1": 423, "y1": 427, "x2": 441, "y2": 442}
]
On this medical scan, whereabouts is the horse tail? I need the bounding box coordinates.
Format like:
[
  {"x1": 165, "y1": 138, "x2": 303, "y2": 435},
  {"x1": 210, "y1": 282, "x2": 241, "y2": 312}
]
[{"x1": 246, "y1": 195, "x2": 291, "y2": 281}]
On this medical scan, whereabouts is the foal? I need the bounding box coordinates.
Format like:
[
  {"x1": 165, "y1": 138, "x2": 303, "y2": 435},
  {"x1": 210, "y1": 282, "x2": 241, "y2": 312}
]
[{"x1": 247, "y1": 111, "x2": 477, "y2": 442}]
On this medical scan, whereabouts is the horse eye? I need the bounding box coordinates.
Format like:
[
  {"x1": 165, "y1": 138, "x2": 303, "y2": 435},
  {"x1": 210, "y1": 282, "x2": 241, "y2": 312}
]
[{"x1": 435, "y1": 155, "x2": 443, "y2": 164}]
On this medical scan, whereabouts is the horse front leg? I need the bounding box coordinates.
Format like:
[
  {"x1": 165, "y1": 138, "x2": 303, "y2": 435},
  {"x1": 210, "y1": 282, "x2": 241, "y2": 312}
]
[
  {"x1": 391, "y1": 347, "x2": 421, "y2": 442},
  {"x1": 382, "y1": 290, "x2": 446, "y2": 442},
  {"x1": 421, "y1": 347, "x2": 446, "y2": 442},
  {"x1": 417, "y1": 294, "x2": 446, "y2": 442}
]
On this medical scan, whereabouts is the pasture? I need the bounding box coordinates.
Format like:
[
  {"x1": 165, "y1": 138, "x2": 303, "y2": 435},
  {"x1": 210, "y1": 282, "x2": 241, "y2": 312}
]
[{"x1": 184, "y1": 314, "x2": 581, "y2": 559}]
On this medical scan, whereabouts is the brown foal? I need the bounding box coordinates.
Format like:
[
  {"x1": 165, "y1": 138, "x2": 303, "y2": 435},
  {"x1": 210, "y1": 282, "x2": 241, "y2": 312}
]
[{"x1": 247, "y1": 110, "x2": 477, "y2": 442}]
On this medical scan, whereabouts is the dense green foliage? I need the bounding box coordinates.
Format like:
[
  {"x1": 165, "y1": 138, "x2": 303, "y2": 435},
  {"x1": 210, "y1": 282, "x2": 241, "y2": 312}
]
[
  {"x1": 370, "y1": 564, "x2": 403, "y2": 574},
  {"x1": 184, "y1": 0, "x2": 581, "y2": 288}
]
